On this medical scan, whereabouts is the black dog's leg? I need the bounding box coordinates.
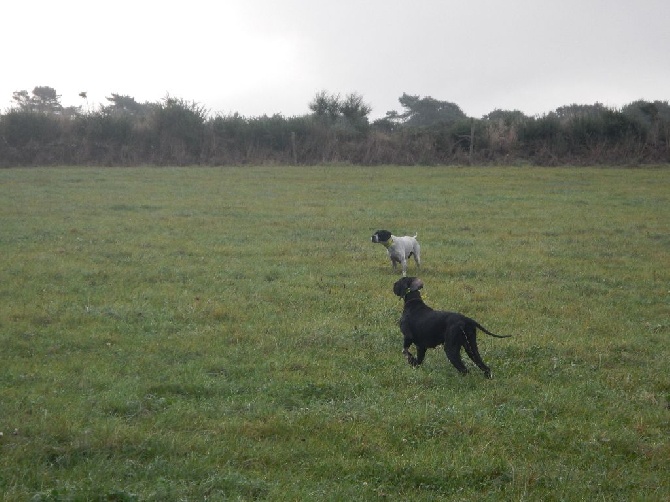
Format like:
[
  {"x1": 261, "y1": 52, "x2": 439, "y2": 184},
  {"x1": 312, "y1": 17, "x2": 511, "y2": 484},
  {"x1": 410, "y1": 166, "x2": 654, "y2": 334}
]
[
  {"x1": 415, "y1": 346, "x2": 427, "y2": 365},
  {"x1": 403, "y1": 346, "x2": 426, "y2": 367},
  {"x1": 462, "y1": 326, "x2": 493, "y2": 379},
  {"x1": 403, "y1": 348, "x2": 418, "y2": 366},
  {"x1": 444, "y1": 329, "x2": 469, "y2": 375},
  {"x1": 402, "y1": 335, "x2": 418, "y2": 366}
]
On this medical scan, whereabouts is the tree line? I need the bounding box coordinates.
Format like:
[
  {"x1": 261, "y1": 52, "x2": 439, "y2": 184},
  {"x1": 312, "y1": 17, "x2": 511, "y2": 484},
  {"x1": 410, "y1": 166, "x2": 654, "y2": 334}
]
[{"x1": 1, "y1": 86, "x2": 669, "y2": 167}]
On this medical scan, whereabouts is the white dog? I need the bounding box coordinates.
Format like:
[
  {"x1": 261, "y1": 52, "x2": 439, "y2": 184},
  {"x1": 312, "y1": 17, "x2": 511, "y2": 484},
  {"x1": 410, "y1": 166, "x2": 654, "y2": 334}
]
[{"x1": 371, "y1": 230, "x2": 421, "y2": 276}]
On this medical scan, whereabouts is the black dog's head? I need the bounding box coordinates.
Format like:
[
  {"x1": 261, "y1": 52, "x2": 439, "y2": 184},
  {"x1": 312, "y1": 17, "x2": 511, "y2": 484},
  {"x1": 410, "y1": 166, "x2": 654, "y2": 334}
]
[
  {"x1": 393, "y1": 276, "x2": 424, "y2": 299},
  {"x1": 371, "y1": 230, "x2": 392, "y2": 243}
]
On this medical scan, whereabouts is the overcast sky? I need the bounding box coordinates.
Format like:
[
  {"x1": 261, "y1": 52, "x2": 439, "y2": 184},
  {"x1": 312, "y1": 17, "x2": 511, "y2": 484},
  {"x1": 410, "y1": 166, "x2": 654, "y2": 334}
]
[{"x1": 2, "y1": 0, "x2": 669, "y2": 119}]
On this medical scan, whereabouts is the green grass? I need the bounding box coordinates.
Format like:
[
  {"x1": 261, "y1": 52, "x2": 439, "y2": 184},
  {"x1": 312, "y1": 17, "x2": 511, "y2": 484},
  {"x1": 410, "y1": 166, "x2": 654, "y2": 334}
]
[{"x1": 1, "y1": 165, "x2": 668, "y2": 501}]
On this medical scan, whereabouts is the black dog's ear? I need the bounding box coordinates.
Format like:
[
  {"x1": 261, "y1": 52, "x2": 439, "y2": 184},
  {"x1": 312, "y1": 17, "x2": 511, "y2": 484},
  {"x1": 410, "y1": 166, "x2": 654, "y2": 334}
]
[
  {"x1": 393, "y1": 278, "x2": 407, "y2": 297},
  {"x1": 409, "y1": 277, "x2": 423, "y2": 291},
  {"x1": 394, "y1": 277, "x2": 423, "y2": 297},
  {"x1": 407, "y1": 277, "x2": 424, "y2": 292}
]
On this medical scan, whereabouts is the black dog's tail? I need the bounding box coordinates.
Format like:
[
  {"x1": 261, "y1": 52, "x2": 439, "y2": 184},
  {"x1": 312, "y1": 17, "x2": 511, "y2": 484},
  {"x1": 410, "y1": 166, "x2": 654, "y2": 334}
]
[{"x1": 474, "y1": 321, "x2": 511, "y2": 338}]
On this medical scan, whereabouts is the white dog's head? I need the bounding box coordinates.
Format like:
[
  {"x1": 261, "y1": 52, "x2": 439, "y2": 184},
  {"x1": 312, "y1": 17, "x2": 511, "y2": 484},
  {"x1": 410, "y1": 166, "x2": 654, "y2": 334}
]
[{"x1": 371, "y1": 229, "x2": 392, "y2": 244}]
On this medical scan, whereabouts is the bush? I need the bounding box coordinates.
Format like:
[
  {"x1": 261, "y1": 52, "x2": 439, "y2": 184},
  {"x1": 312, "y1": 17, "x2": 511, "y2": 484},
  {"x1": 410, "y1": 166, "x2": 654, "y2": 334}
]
[
  {"x1": 1, "y1": 110, "x2": 61, "y2": 147},
  {"x1": 1, "y1": 95, "x2": 669, "y2": 166}
]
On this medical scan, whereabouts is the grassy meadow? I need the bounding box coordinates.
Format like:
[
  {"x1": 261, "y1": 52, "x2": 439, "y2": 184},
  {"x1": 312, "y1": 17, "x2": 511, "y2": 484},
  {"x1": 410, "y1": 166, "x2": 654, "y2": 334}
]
[{"x1": 0, "y1": 165, "x2": 668, "y2": 501}]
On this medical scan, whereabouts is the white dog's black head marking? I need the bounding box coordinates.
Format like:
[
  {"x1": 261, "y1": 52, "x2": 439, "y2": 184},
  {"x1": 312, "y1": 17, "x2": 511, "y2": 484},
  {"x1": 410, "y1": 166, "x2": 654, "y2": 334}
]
[
  {"x1": 371, "y1": 230, "x2": 421, "y2": 276},
  {"x1": 371, "y1": 229, "x2": 392, "y2": 244}
]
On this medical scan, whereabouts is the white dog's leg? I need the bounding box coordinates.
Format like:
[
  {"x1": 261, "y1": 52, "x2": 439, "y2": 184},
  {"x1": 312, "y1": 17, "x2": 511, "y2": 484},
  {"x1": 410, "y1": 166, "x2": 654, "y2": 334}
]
[{"x1": 401, "y1": 258, "x2": 408, "y2": 276}]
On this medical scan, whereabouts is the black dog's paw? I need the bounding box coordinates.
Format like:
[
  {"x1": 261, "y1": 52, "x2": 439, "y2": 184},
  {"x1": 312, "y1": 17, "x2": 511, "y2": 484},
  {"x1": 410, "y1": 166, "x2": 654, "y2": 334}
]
[
  {"x1": 403, "y1": 349, "x2": 419, "y2": 367},
  {"x1": 484, "y1": 370, "x2": 493, "y2": 379}
]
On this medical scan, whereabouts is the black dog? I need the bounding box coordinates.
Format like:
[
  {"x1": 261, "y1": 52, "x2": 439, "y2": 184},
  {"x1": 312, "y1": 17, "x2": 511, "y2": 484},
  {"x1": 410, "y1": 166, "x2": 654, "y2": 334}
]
[{"x1": 393, "y1": 277, "x2": 510, "y2": 378}]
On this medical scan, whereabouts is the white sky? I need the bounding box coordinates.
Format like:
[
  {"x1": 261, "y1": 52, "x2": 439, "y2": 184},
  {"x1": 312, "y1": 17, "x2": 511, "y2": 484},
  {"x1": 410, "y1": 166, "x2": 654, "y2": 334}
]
[{"x1": 2, "y1": 0, "x2": 669, "y2": 119}]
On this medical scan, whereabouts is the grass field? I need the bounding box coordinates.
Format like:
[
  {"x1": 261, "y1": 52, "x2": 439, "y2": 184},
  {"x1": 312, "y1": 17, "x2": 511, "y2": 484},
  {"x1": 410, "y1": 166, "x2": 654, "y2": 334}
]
[{"x1": 0, "y1": 165, "x2": 668, "y2": 501}]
